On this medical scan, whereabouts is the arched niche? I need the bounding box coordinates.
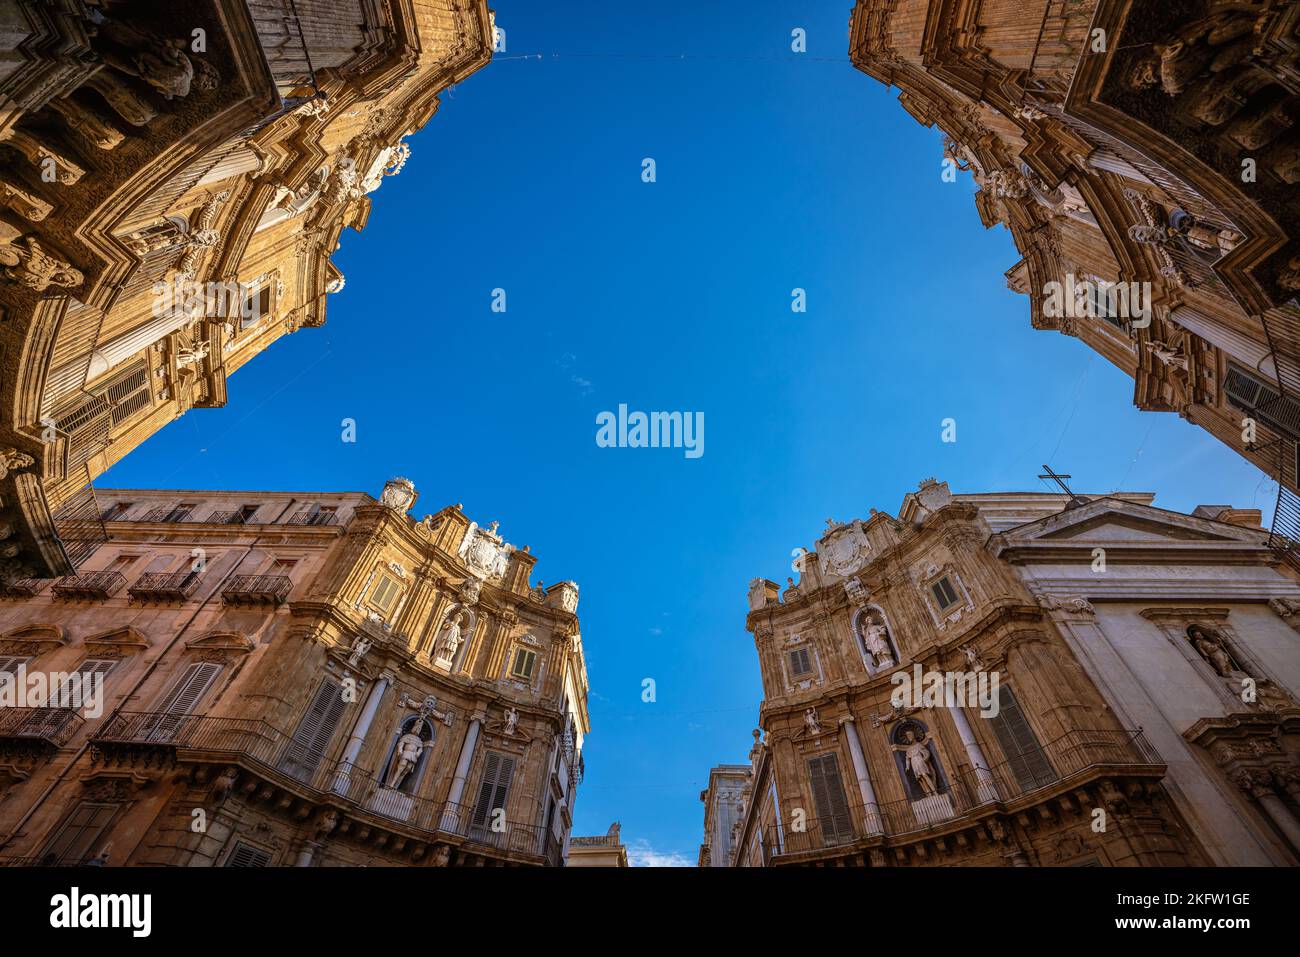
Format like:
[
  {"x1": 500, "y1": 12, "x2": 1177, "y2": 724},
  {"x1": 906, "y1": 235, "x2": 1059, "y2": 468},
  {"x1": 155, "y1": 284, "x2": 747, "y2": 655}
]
[
  {"x1": 376, "y1": 714, "x2": 436, "y2": 795},
  {"x1": 852, "y1": 605, "x2": 899, "y2": 675}
]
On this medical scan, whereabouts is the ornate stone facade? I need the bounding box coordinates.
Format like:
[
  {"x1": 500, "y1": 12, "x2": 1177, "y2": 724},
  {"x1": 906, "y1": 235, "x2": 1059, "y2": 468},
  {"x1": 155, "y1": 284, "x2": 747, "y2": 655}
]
[
  {"x1": 720, "y1": 479, "x2": 1300, "y2": 866},
  {"x1": 0, "y1": 478, "x2": 588, "y2": 866},
  {"x1": 697, "y1": 764, "x2": 750, "y2": 866},
  {"x1": 0, "y1": 1, "x2": 494, "y2": 582},
  {"x1": 849, "y1": 1, "x2": 1300, "y2": 550}
]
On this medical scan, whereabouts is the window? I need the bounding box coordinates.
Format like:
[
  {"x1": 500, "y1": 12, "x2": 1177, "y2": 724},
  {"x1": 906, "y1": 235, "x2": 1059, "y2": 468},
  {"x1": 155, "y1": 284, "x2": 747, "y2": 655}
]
[
  {"x1": 270, "y1": 559, "x2": 297, "y2": 576},
  {"x1": 100, "y1": 502, "x2": 133, "y2": 521},
  {"x1": 470, "y1": 751, "x2": 516, "y2": 839},
  {"x1": 368, "y1": 574, "x2": 402, "y2": 614},
  {"x1": 240, "y1": 286, "x2": 272, "y2": 327},
  {"x1": 805, "y1": 754, "x2": 853, "y2": 845},
  {"x1": 226, "y1": 841, "x2": 272, "y2": 867},
  {"x1": 1225, "y1": 363, "x2": 1300, "y2": 442},
  {"x1": 230, "y1": 505, "x2": 260, "y2": 525},
  {"x1": 54, "y1": 659, "x2": 116, "y2": 708},
  {"x1": 511, "y1": 648, "x2": 537, "y2": 681},
  {"x1": 142, "y1": 662, "x2": 222, "y2": 741},
  {"x1": 107, "y1": 553, "x2": 141, "y2": 573},
  {"x1": 280, "y1": 678, "x2": 348, "y2": 782},
  {"x1": 313, "y1": 506, "x2": 338, "y2": 525},
  {"x1": 930, "y1": 576, "x2": 960, "y2": 612},
  {"x1": 163, "y1": 503, "x2": 195, "y2": 522},
  {"x1": 40, "y1": 802, "x2": 119, "y2": 864},
  {"x1": 0, "y1": 656, "x2": 31, "y2": 676},
  {"x1": 987, "y1": 686, "x2": 1056, "y2": 791},
  {"x1": 787, "y1": 646, "x2": 813, "y2": 678}
]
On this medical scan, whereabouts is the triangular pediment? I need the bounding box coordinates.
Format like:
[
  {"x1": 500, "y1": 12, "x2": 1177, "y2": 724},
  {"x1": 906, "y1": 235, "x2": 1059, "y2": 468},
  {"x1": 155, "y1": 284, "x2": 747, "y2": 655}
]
[
  {"x1": 990, "y1": 497, "x2": 1268, "y2": 556},
  {"x1": 1034, "y1": 513, "x2": 1239, "y2": 543},
  {"x1": 83, "y1": 626, "x2": 150, "y2": 652}
]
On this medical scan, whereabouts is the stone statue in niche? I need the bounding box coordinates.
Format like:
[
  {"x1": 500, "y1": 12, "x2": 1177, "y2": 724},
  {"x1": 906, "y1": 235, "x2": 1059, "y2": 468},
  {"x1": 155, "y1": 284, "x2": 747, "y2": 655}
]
[
  {"x1": 1187, "y1": 623, "x2": 1240, "y2": 677},
  {"x1": 84, "y1": 8, "x2": 218, "y2": 100},
  {"x1": 803, "y1": 707, "x2": 821, "y2": 736},
  {"x1": 346, "y1": 635, "x2": 372, "y2": 668},
  {"x1": 893, "y1": 724, "x2": 939, "y2": 797},
  {"x1": 858, "y1": 610, "x2": 896, "y2": 669},
  {"x1": 504, "y1": 707, "x2": 519, "y2": 736},
  {"x1": 387, "y1": 727, "x2": 428, "y2": 789},
  {"x1": 435, "y1": 610, "x2": 468, "y2": 662}
]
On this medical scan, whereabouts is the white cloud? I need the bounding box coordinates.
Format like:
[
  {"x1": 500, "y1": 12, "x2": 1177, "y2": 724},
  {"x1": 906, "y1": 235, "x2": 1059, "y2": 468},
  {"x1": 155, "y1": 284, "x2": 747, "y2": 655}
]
[{"x1": 627, "y1": 839, "x2": 692, "y2": 868}]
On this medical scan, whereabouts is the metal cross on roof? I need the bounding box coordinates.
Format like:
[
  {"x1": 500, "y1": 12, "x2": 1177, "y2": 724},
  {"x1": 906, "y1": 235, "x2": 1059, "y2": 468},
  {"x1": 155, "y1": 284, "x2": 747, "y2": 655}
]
[{"x1": 1038, "y1": 464, "x2": 1088, "y2": 508}]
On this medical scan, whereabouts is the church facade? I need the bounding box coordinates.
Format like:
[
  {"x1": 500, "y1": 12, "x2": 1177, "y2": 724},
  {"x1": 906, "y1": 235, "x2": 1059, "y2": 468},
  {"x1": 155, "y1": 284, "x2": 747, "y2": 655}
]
[
  {"x1": 848, "y1": 1, "x2": 1300, "y2": 547},
  {"x1": 714, "y1": 480, "x2": 1300, "y2": 866},
  {"x1": 0, "y1": 0, "x2": 494, "y2": 583},
  {"x1": 0, "y1": 477, "x2": 588, "y2": 866}
]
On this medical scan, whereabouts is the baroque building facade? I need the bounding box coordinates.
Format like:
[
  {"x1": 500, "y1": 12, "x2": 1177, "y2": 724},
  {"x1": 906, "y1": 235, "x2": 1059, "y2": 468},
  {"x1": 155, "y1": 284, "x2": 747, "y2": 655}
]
[
  {"x1": 697, "y1": 764, "x2": 748, "y2": 867},
  {"x1": 0, "y1": 0, "x2": 494, "y2": 582},
  {"x1": 0, "y1": 477, "x2": 588, "y2": 866},
  {"x1": 714, "y1": 479, "x2": 1300, "y2": 866},
  {"x1": 848, "y1": 1, "x2": 1300, "y2": 553}
]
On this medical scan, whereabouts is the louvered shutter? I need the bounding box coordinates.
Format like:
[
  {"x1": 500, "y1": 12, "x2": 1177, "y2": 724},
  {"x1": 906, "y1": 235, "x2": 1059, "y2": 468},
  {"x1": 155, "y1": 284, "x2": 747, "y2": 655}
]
[
  {"x1": 226, "y1": 842, "x2": 272, "y2": 867},
  {"x1": 788, "y1": 647, "x2": 812, "y2": 677},
  {"x1": 42, "y1": 802, "x2": 119, "y2": 863},
  {"x1": 470, "y1": 752, "x2": 515, "y2": 840},
  {"x1": 988, "y1": 686, "x2": 1056, "y2": 790},
  {"x1": 156, "y1": 662, "x2": 221, "y2": 714},
  {"x1": 0, "y1": 656, "x2": 31, "y2": 675},
  {"x1": 806, "y1": 754, "x2": 853, "y2": 845},
  {"x1": 145, "y1": 662, "x2": 220, "y2": 742},
  {"x1": 281, "y1": 679, "x2": 348, "y2": 782}
]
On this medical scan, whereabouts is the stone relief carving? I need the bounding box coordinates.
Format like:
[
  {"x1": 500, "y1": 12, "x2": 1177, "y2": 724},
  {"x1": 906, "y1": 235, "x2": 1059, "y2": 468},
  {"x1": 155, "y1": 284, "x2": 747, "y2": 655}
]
[{"x1": 379, "y1": 477, "x2": 416, "y2": 512}]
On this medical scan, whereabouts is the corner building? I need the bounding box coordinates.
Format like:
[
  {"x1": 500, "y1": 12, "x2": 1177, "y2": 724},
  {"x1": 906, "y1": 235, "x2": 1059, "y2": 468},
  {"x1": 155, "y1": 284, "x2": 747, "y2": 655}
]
[
  {"x1": 0, "y1": 477, "x2": 588, "y2": 866},
  {"x1": 725, "y1": 480, "x2": 1300, "y2": 866},
  {"x1": 0, "y1": 0, "x2": 494, "y2": 580}
]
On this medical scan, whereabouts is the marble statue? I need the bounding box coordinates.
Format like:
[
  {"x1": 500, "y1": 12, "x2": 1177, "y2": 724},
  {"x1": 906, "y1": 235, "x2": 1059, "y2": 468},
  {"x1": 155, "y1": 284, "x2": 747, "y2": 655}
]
[
  {"x1": 388, "y1": 729, "x2": 426, "y2": 789},
  {"x1": 894, "y1": 727, "x2": 939, "y2": 797}
]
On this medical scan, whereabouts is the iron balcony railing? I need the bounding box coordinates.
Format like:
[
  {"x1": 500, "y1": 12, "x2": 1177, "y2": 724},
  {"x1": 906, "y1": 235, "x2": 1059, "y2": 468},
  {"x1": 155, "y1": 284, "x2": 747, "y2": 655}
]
[
  {"x1": 766, "y1": 729, "x2": 1161, "y2": 860},
  {"x1": 221, "y1": 574, "x2": 292, "y2": 605},
  {"x1": 0, "y1": 578, "x2": 46, "y2": 598},
  {"x1": 286, "y1": 510, "x2": 338, "y2": 526},
  {"x1": 140, "y1": 506, "x2": 196, "y2": 523},
  {"x1": 0, "y1": 707, "x2": 84, "y2": 748},
  {"x1": 51, "y1": 570, "x2": 126, "y2": 600},
  {"x1": 128, "y1": 571, "x2": 202, "y2": 602},
  {"x1": 91, "y1": 712, "x2": 558, "y2": 863},
  {"x1": 206, "y1": 510, "x2": 258, "y2": 525}
]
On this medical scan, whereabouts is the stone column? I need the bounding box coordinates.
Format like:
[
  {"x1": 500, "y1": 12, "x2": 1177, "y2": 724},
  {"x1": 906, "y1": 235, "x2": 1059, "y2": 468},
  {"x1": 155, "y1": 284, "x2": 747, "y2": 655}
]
[
  {"x1": 440, "y1": 713, "x2": 483, "y2": 831},
  {"x1": 294, "y1": 842, "x2": 320, "y2": 867},
  {"x1": 1239, "y1": 770, "x2": 1300, "y2": 853},
  {"x1": 330, "y1": 671, "x2": 391, "y2": 795},
  {"x1": 840, "y1": 716, "x2": 882, "y2": 834},
  {"x1": 949, "y1": 703, "x2": 999, "y2": 804}
]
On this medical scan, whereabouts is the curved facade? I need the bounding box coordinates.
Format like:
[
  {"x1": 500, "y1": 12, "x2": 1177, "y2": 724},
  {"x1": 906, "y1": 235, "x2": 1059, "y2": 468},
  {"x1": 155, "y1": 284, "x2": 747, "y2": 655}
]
[
  {"x1": 849, "y1": 0, "x2": 1300, "y2": 551},
  {"x1": 0, "y1": 477, "x2": 588, "y2": 866},
  {"x1": 0, "y1": 1, "x2": 494, "y2": 582},
  {"x1": 722, "y1": 480, "x2": 1300, "y2": 866}
]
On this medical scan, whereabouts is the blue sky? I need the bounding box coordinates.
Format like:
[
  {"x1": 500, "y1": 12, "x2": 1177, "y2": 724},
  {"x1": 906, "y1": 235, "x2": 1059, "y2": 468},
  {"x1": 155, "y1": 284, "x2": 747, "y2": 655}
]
[{"x1": 103, "y1": 1, "x2": 1274, "y2": 865}]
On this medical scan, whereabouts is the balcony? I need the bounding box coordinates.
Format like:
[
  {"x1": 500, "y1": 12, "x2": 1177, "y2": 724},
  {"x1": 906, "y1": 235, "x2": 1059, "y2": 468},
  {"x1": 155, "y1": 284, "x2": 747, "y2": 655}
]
[
  {"x1": 0, "y1": 707, "x2": 84, "y2": 749},
  {"x1": 140, "y1": 507, "x2": 195, "y2": 523},
  {"x1": 765, "y1": 729, "x2": 1163, "y2": 863},
  {"x1": 221, "y1": 574, "x2": 292, "y2": 606},
  {"x1": 286, "y1": 510, "x2": 338, "y2": 526},
  {"x1": 50, "y1": 570, "x2": 125, "y2": 600},
  {"x1": 128, "y1": 571, "x2": 201, "y2": 602},
  {"x1": 91, "y1": 712, "x2": 560, "y2": 864},
  {"x1": 0, "y1": 578, "x2": 46, "y2": 598}
]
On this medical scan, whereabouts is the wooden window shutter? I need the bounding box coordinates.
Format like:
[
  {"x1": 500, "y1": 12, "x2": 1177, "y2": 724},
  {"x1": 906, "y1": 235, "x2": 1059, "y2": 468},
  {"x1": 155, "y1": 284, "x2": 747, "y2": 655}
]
[
  {"x1": 105, "y1": 362, "x2": 152, "y2": 426},
  {"x1": 788, "y1": 647, "x2": 812, "y2": 677},
  {"x1": 42, "y1": 801, "x2": 119, "y2": 863},
  {"x1": 0, "y1": 656, "x2": 31, "y2": 675},
  {"x1": 156, "y1": 662, "x2": 221, "y2": 714},
  {"x1": 470, "y1": 751, "x2": 516, "y2": 831},
  {"x1": 988, "y1": 686, "x2": 1056, "y2": 791},
  {"x1": 282, "y1": 678, "x2": 348, "y2": 780},
  {"x1": 806, "y1": 754, "x2": 853, "y2": 845},
  {"x1": 226, "y1": 842, "x2": 272, "y2": 867}
]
